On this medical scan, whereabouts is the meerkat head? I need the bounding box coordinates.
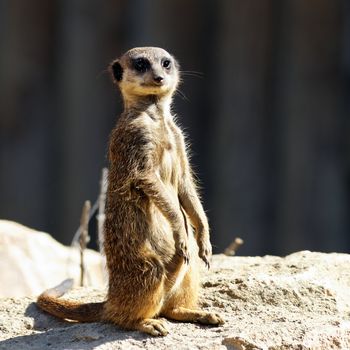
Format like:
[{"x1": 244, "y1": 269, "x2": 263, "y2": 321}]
[{"x1": 109, "y1": 47, "x2": 180, "y2": 102}]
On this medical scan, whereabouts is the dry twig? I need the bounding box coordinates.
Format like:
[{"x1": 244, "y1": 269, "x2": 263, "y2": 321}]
[
  {"x1": 97, "y1": 168, "x2": 108, "y2": 254},
  {"x1": 224, "y1": 237, "x2": 244, "y2": 256},
  {"x1": 79, "y1": 200, "x2": 91, "y2": 286}
]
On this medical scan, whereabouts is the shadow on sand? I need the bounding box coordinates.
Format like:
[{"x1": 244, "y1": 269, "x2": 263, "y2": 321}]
[{"x1": 0, "y1": 302, "x2": 149, "y2": 350}]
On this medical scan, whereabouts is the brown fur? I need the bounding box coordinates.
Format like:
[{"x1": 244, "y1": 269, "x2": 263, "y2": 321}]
[{"x1": 37, "y1": 47, "x2": 223, "y2": 336}]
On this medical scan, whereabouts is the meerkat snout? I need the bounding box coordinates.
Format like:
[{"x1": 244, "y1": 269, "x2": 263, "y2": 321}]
[{"x1": 153, "y1": 75, "x2": 164, "y2": 84}]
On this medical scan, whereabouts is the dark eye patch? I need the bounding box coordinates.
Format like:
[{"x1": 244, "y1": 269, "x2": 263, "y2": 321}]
[
  {"x1": 162, "y1": 58, "x2": 171, "y2": 69},
  {"x1": 132, "y1": 57, "x2": 151, "y2": 73}
]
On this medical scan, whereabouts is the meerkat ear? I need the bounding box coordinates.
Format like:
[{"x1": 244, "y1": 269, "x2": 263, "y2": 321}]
[{"x1": 110, "y1": 60, "x2": 123, "y2": 82}]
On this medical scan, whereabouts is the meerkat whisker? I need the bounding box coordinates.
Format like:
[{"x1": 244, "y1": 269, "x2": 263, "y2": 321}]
[
  {"x1": 176, "y1": 88, "x2": 190, "y2": 102},
  {"x1": 96, "y1": 69, "x2": 109, "y2": 80},
  {"x1": 180, "y1": 70, "x2": 204, "y2": 77}
]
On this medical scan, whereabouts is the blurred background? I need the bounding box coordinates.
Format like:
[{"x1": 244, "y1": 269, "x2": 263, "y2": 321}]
[{"x1": 0, "y1": 0, "x2": 349, "y2": 256}]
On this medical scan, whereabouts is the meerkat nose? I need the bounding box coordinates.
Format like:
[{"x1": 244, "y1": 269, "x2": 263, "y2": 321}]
[{"x1": 153, "y1": 76, "x2": 164, "y2": 84}]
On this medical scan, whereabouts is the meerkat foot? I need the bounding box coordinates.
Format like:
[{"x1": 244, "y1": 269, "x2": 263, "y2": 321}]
[
  {"x1": 196, "y1": 311, "x2": 224, "y2": 325},
  {"x1": 135, "y1": 318, "x2": 169, "y2": 336},
  {"x1": 163, "y1": 307, "x2": 224, "y2": 326}
]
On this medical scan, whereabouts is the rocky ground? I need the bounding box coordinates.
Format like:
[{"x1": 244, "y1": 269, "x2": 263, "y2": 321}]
[{"x1": 1, "y1": 251, "x2": 350, "y2": 349}]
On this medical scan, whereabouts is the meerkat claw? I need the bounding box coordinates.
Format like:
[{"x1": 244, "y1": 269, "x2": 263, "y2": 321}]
[
  {"x1": 177, "y1": 250, "x2": 190, "y2": 264},
  {"x1": 202, "y1": 257, "x2": 210, "y2": 269}
]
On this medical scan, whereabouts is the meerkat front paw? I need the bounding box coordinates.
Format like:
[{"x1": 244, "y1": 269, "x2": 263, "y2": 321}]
[
  {"x1": 197, "y1": 236, "x2": 212, "y2": 269},
  {"x1": 174, "y1": 235, "x2": 190, "y2": 264}
]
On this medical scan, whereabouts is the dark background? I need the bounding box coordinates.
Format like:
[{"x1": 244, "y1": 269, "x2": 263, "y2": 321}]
[{"x1": 1, "y1": 1, "x2": 349, "y2": 256}]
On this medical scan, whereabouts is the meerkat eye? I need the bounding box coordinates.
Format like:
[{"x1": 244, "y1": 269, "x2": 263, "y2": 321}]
[
  {"x1": 132, "y1": 57, "x2": 150, "y2": 73},
  {"x1": 162, "y1": 59, "x2": 171, "y2": 69}
]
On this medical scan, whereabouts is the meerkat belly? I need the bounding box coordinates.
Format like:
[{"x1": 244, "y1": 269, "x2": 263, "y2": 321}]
[
  {"x1": 149, "y1": 201, "x2": 176, "y2": 254},
  {"x1": 152, "y1": 146, "x2": 181, "y2": 252},
  {"x1": 158, "y1": 145, "x2": 180, "y2": 186}
]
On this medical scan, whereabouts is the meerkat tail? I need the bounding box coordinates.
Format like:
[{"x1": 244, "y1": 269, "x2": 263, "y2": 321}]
[{"x1": 37, "y1": 279, "x2": 104, "y2": 322}]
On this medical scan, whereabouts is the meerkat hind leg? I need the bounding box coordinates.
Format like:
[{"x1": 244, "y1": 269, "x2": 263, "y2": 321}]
[
  {"x1": 161, "y1": 267, "x2": 224, "y2": 326},
  {"x1": 105, "y1": 258, "x2": 170, "y2": 336}
]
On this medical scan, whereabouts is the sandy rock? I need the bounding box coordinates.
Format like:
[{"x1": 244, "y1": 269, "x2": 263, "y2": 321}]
[
  {"x1": 0, "y1": 220, "x2": 106, "y2": 297},
  {"x1": 0, "y1": 251, "x2": 350, "y2": 349}
]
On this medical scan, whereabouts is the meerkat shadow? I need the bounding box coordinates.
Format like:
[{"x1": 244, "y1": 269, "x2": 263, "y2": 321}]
[
  {"x1": 24, "y1": 302, "x2": 160, "y2": 343},
  {"x1": 25, "y1": 301, "x2": 80, "y2": 331},
  {"x1": 1, "y1": 312, "x2": 143, "y2": 350}
]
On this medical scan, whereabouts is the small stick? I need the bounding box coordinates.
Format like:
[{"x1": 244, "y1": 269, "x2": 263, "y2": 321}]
[
  {"x1": 224, "y1": 237, "x2": 244, "y2": 256},
  {"x1": 97, "y1": 168, "x2": 108, "y2": 254},
  {"x1": 79, "y1": 200, "x2": 91, "y2": 286}
]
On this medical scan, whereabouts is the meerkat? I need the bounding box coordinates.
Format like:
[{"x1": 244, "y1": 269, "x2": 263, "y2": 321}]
[{"x1": 37, "y1": 47, "x2": 223, "y2": 336}]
